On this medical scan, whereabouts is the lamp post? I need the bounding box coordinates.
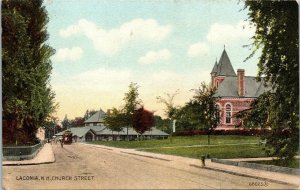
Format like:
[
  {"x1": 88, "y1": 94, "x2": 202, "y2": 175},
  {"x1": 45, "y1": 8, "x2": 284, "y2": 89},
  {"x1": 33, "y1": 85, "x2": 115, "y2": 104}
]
[{"x1": 170, "y1": 119, "x2": 176, "y2": 143}]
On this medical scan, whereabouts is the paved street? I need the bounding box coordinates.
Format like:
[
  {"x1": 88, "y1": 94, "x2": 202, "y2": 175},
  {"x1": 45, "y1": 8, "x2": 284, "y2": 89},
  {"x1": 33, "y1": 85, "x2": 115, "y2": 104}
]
[{"x1": 3, "y1": 143, "x2": 297, "y2": 190}]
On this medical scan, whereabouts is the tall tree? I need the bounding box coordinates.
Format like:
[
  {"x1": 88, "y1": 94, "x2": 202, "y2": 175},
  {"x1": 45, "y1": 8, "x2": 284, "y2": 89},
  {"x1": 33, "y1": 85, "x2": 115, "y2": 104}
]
[
  {"x1": 156, "y1": 90, "x2": 179, "y2": 119},
  {"x1": 122, "y1": 82, "x2": 142, "y2": 140},
  {"x1": 132, "y1": 107, "x2": 154, "y2": 139},
  {"x1": 2, "y1": 0, "x2": 56, "y2": 144},
  {"x1": 244, "y1": 0, "x2": 299, "y2": 159},
  {"x1": 123, "y1": 83, "x2": 142, "y2": 116},
  {"x1": 61, "y1": 115, "x2": 70, "y2": 130},
  {"x1": 83, "y1": 110, "x2": 90, "y2": 121}
]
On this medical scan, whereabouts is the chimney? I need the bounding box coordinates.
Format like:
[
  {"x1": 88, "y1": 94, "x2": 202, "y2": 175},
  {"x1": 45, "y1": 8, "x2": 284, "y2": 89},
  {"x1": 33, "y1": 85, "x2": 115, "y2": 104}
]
[{"x1": 237, "y1": 69, "x2": 245, "y2": 96}]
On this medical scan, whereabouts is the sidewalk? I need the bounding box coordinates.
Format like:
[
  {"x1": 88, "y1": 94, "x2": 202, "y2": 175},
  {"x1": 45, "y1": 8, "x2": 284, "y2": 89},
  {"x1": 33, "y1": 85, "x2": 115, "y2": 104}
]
[
  {"x1": 2, "y1": 143, "x2": 55, "y2": 166},
  {"x1": 227, "y1": 156, "x2": 300, "y2": 162},
  {"x1": 82, "y1": 143, "x2": 300, "y2": 187}
]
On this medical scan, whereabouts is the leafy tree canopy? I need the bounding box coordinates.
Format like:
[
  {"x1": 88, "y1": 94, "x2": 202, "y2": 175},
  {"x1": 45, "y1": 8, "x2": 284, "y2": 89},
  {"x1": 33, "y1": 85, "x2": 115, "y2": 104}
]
[
  {"x1": 132, "y1": 107, "x2": 154, "y2": 135},
  {"x1": 175, "y1": 82, "x2": 219, "y2": 132},
  {"x1": 104, "y1": 108, "x2": 127, "y2": 132},
  {"x1": 2, "y1": 0, "x2": 56, "y2": 144},
  {"x1": 243, "y1": 0, "x2": 299, "y2": 159},
  {"x1": 153, "y1": 115, "x2": 171, "y2": 133},
  {"x1": 123, "y1": 82, "x2": 142, "y2": 116}
]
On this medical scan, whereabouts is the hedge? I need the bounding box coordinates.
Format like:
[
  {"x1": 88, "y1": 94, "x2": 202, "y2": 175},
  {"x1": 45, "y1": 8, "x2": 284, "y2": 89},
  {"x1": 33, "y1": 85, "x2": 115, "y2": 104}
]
[{"x1": 174, "y1": 128, "x2": 270, "y2": 136}]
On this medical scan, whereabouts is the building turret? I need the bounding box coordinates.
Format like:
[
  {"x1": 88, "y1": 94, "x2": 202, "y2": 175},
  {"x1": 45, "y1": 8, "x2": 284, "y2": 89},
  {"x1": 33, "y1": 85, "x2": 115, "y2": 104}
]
[{"x1": 210, "y1": 58, "x2": 218, "y2": 87}]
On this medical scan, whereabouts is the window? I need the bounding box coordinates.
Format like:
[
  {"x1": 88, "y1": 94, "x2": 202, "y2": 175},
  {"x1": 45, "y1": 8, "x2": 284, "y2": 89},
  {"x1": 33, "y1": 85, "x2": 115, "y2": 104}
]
[{"x1": 225, "y1": 104, "x2": 232, "y2": 124}]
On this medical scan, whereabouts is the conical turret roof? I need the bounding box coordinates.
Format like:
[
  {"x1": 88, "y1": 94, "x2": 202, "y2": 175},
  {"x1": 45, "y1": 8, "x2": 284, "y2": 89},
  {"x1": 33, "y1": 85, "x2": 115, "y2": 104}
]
[
  {"x1": 216, "y1": 49, "x2": 236, "y2": 76},
  {"x1": 211, "y1": 59, "x2": 218, "y2": 74}
]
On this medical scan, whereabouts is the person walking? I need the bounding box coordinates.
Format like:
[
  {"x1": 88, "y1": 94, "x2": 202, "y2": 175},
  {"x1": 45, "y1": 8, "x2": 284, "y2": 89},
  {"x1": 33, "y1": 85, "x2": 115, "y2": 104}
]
[{"x1": 60, "y1": 139, "x2": 64, "y2": 148}]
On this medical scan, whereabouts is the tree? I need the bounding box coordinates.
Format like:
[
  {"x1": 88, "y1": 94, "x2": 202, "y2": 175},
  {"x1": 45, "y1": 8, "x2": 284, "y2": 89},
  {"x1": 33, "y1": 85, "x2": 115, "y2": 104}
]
[
  {"x1": 175, "y1": 101, "x2": 206, "y2": 131},
  {"x1": 236, "y1": 92, "x2": 272, "y2": 129},
  {"x1": 72, "y1": 117, "x2": 85, "y2": 127},
  {"x1": 175, "y1": 82, "x2": 219, "y2": 144},
  {"x1": 122, "y1": 82, "x2": 142, "y2": 140},
  {"x1": 244, "y1": 0, "x2": 299, "y2": 159},
  {"x1": 44, "y1": 116, "x2": 61, "y2": 139},
  {"x1": 132, "y1": 107, "x2": 154, "y2": 139},
  {"x1": 2, "y1": 0, "x2": 56, "y2": 145},
  {"x1": 123, "y1": 83, "x2": 142, "y2": 115},
  {"x1": 156, "y1": 90, "x2": 179, "y2": 119},
  {"x1": 61, "y1": 115, "x2": 70, "y2": 130},
  {"x1": 104, "y1": 108, "x2": 127, "y2": 140},
  {"x1": 83, "y1": 110, "x2": 90, "y2": 121},
  {"x1": 153, "y1": 115, "x2": 171, "y2": 133},
  {"x1": 156, "y1": 90, "x2": 180, "y2": 142}
]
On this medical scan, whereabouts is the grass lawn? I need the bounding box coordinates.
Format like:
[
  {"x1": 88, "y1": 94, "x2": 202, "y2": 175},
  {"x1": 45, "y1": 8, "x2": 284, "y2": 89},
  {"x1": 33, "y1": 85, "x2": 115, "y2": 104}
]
[
  {"x1": 142, "y1": 144, "x2": 267, "y2": 159},
  {"x1": 248, "y1": 159, "x2": 300, "y2": 169},
  {"x1": 87, "y1": 135, "x2": 266, "y2": 159},
  {"x1": 88, "y1": 135, "x2": 260, "y2": 149}
]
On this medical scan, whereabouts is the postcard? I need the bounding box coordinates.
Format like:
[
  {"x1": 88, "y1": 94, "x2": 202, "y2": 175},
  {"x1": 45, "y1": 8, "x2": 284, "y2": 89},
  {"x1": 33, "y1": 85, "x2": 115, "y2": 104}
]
[{"x1": 2, "y1": 0, "x2": 299, "y2": 189}]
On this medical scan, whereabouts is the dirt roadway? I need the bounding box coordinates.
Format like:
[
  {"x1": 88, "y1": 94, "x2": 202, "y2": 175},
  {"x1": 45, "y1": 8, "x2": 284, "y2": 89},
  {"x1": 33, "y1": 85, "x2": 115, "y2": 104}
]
[{"x1": 3, "y1": 143, "x2": 296, "y2": 190}]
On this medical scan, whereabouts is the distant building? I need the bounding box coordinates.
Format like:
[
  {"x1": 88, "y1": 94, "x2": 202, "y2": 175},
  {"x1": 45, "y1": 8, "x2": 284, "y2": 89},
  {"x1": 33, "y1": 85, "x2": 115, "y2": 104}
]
[
  {"x1": 56, "y1": 109, "x2": 169, "y2": 142},
  {"x1": 211, "y1": 48, "x2": 270, "y2": 129},
  {"x1": 84, "y1": 109, "x2": 106, "y2": 127}
]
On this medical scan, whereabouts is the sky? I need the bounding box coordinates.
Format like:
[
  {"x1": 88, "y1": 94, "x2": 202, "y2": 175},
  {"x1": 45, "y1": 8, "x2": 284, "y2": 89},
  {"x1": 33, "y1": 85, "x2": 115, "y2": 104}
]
[{"x1": 45, "y1": 0, "x2": 260, "y2": 120}]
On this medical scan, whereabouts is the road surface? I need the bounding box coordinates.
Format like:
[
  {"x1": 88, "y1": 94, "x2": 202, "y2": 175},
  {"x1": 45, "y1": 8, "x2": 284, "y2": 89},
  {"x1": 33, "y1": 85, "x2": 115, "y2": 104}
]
[{"x1": 3, "y1": 143, "x2": 296, "y2": 189}]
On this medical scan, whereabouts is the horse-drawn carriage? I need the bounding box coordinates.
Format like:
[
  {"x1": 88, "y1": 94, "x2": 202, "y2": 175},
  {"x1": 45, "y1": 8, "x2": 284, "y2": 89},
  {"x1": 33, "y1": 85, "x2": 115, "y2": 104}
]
[{"x1": 62, "y1": 130, "x2": 72, "y2": 144}]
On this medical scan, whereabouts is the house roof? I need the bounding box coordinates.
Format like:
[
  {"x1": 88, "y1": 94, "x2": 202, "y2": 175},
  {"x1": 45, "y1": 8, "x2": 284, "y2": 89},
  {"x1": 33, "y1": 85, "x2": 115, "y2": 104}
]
[
  {"x1": 55, "y1": 127, "x2": 96, "y2": 137},
  {"x1": 216, "y1": 50, "x2": 236, "y2": 76},
  {"x1": 213, "y1": 76, "x2": 270, "y2": 98},
  {"x1": 144, "y1": 127, "x2": 169, "y2": 136},
  {"x1": 97, "y1": 127, "x2": 169, "y2": 136},
  {"x1": 85, "y1": 125, "x2": 106, "y2": 131},
  {"x1": 84, "y1": 109, "x2": 106, "y2": 123},
  {"x1": 56, "y1": 125, "x2": 169, "y2": 136}
]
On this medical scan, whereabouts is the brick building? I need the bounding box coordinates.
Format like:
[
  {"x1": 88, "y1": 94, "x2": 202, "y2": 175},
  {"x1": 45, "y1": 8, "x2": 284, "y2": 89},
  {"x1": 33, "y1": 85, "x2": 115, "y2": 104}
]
[{"x1": 211, "y1": 49, "x2": 269, "y2": 129}]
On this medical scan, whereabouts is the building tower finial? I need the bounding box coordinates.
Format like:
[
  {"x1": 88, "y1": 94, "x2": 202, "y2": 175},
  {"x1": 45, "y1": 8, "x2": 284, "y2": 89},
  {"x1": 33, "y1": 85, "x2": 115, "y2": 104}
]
[{"x1": 224, "y1": 44, "x2": 225, "y2": 50}]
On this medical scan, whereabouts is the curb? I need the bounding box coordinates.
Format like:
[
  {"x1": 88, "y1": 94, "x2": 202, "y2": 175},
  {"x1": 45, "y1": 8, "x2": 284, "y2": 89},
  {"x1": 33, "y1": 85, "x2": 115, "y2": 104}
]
[
  {"x1": 211, "y1": 158, "x2": 300, "y2": 176},
  {"x1": 3, "y1": 159, "x2": 56, "y2": 166},
  {"x1": 80, "y1": 143, "x2": 299, "y2": 187},
  {"x1": 190, "y1": 164, "x2": 299, "y2": 188},
  {"x1": 122, "y1": 150, "x2": 299, "y2": 187}
]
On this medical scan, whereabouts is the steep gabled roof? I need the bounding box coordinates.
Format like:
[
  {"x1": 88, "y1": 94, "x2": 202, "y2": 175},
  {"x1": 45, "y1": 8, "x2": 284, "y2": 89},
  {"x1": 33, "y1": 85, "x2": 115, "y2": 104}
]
[
  {"x1": 84, "y1": 109, "x2": 106, "y2": 123},
  {"x1": 213, "y1": 76, "x2": 270, "y2": 98},
  {"x1": 216, "y1": 50, "x2": 236, "y2": 76}
]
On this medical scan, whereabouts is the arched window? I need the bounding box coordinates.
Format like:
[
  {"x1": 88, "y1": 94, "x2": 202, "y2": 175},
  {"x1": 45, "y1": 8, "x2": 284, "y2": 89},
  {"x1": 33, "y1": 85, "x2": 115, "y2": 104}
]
[{"x1": 225, "y1": 104, "x2": 232, "y2": 124}]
